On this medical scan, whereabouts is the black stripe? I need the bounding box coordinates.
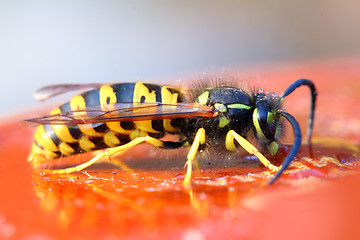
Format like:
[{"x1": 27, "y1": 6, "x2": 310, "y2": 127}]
[
  {"x1": 82, "y1": 88, "x2": 100, "y2": 107},
  {"x1": 67, "y1": 125, "x2": 82, "y2": 140},
  {"x1": 151, "y1": 119, "x2": 164, "y2": 132},
  {"x1": 165, "y1": 87, "x2": 179, "y2": 94},
  {"x1": 117, "y1": 133, "x2": 131, "y2": 144},
  {"x1": 89, "y1": 136, "x2": 107, "y2": 151},
  {"x1": 120, "y1": 121, "x2": 135, "y2": 130},
  {"x1": 143, "y1": 83, "x2": 162, "y2": 102},
  {"x1": 167, "y1": 87, "x2": 184, "y2": 102},
  {"x1": 110, "y1": 83, "x2": 136, "y2": 103},
  {"x1": 92, "y1": 123, "x2": 108, "y2": 133},
  {"x1": 34, "y1": 140, "x2": 44, "y2": 150},
  {"x1": 66, "y1": 142, "x2": 82, "y2": 154},
  {"x1": 148, "y1": 132, "x2": 165, "y2": 139},
  {"x1": 43, "y1": 124, "x2": 61, "y2": 147},
  {"x1": 161, "y1": 140, "x2": 186, "y2": 149},
  {"x1": 59, "y1": 102, "x2": 71, "y2": 112},
  {"x1": 53, "y1": 151, "x2": 62, "y2": 158}
]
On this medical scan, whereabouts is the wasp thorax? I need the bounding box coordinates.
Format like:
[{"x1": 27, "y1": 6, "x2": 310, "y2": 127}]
[{"x1": 194, "y1": 87, "x2": 254, "y2": 137}]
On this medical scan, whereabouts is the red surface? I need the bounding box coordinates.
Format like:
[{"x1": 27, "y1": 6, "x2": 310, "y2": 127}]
[{"x1": 1, "y1": 58, "x2": 360, "y2": 240}]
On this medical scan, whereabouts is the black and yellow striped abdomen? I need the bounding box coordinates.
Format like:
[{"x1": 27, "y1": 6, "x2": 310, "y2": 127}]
[{"x1": 29, "y1": 82, "x2": 183, "y2": 162}]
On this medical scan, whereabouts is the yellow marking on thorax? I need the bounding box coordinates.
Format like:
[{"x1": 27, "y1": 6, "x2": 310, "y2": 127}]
[
  {"x1": 133, "y1": 82, "x2": 159, "y2": 133},
  {"x1": 197, "y1": 91, "x2": 209, "y2": 105},
  {"x1": 161, "y1": 86, "x2": 179, "y2": 132},
  {"x1": 219, "y1": 117, "x2": 230, "y2": 128},
  {"x1": 70, "y1": 95, "x2": 104, "y2": 137},
  {"x1": 99, "y1": 85, "x2": 133, "y2": 135},
  {"x1": 50, "y1": 108, "x2": 78, "y2": 143}
]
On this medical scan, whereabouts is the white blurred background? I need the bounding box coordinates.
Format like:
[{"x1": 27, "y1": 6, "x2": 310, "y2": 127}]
[{"x1": 1, "y1": 1, "x2": 359, "y2": 115}]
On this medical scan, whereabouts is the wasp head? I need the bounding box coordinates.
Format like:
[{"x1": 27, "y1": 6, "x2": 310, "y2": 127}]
[{"x1": 253, "y1": 92, "x2": 283, "y2": 155}]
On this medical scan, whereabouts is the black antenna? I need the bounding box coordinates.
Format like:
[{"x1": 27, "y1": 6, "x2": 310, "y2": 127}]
[
  {"x1": 269, "y1": 111, "x2": 301, "y2": 184},
  {"x1": 282, "y1": 79, "x2": 317, "y2": 142}
]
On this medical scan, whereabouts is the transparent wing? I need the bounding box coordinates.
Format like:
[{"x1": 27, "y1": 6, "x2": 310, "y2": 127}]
[
  {"x1": 23, "y1": 102, "x2": 214, "y2": 127},
  {"x1": 34, "y1": 83, "x2": 104, "y2": 101}
]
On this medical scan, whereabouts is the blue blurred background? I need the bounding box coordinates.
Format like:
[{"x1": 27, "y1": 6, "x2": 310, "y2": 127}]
[{"x1": 1, "y1": 1, "x2": 359, "y2": 114}]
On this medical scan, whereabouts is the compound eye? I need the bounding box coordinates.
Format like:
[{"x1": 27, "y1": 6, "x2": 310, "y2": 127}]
[{"x1": 254, "y1": 108, "x2": 276, "y2": 140}]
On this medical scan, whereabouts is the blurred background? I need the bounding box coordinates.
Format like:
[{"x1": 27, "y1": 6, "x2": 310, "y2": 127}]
[{"x1": 1, "y1": 0, "x2": 359, "y2": 115}]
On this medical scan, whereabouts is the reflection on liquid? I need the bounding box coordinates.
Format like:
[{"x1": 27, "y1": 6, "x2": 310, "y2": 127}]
[{"x1": 32, "y1": 139, "x2": 359, "y2": 238}]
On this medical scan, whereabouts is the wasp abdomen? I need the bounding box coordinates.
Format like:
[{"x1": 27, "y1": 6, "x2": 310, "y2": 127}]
[{"x1": 30, "y1": 82, "x2": 182, "y2": 162}]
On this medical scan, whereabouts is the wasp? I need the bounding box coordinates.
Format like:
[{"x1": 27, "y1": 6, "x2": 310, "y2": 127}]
[{"x1": 25, "y1": 79, "x2": 317, "y2": 187}]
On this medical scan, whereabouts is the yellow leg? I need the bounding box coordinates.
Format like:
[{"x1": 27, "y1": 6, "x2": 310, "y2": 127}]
[
  {"x1": 43, "y1": 136, "x2": 164, "y2": 175},
  {"x1": 225, "y1": 130, "x2": 280, "y2": 171},
  {"x1": 183, "y1": 128, "x2": 206, "y2": 189}
]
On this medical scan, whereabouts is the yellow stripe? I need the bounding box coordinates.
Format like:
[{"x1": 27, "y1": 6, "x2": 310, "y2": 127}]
[
  {"x1": 58, "y1": 142, "x2": 75, "y2": 156},
  {"x1": 161, "y1": 86, "x2": 178, "y2": 132},
  {"x1": 28, "y1": 143, "x2": 48, "y2": 167},
  {"x1": 50, "y1": 108, "x2": 78, "y2": 143},
  {"x1": 99, "y1": 84, "x2": 133, "y2": 135},
  {"x1": 133, "y1": 82, "x2": 158, "y2": 133},
  {"x1": 99, "y1": 84, "x2": 117, "y2": 105},
  {"x1": 44, "y1": 149, "x2": 58, "y2": 159},
  {"x1": 104, "y1": 131, "x2": 120, "y2": 147},
  {"x1": 106, "y1": 122, "x2": 133, "y2": 135},
  {"x1": 70, "y1": 95, "x2": 103, "y2": 137},
  {"x1": 34, "y1": 125, "x2": 59, "y2": 152},
  {"x1": 79, "y1": 135, "x2": 95, "y2": 152},
  {"x1": 28, "y1": 143, "x2": 45, "y2": 162}
]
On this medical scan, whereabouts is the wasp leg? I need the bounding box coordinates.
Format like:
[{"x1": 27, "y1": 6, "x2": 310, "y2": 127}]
[
  {"x1": 183, "y1": 128, "x2": 206, "y2": 189},
  {"x1": 43, "y1": 136, "x2": 165, "y2": 175},
  {"x1": 225, "y1": 130, "x2": 280, "y2": 172}
]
